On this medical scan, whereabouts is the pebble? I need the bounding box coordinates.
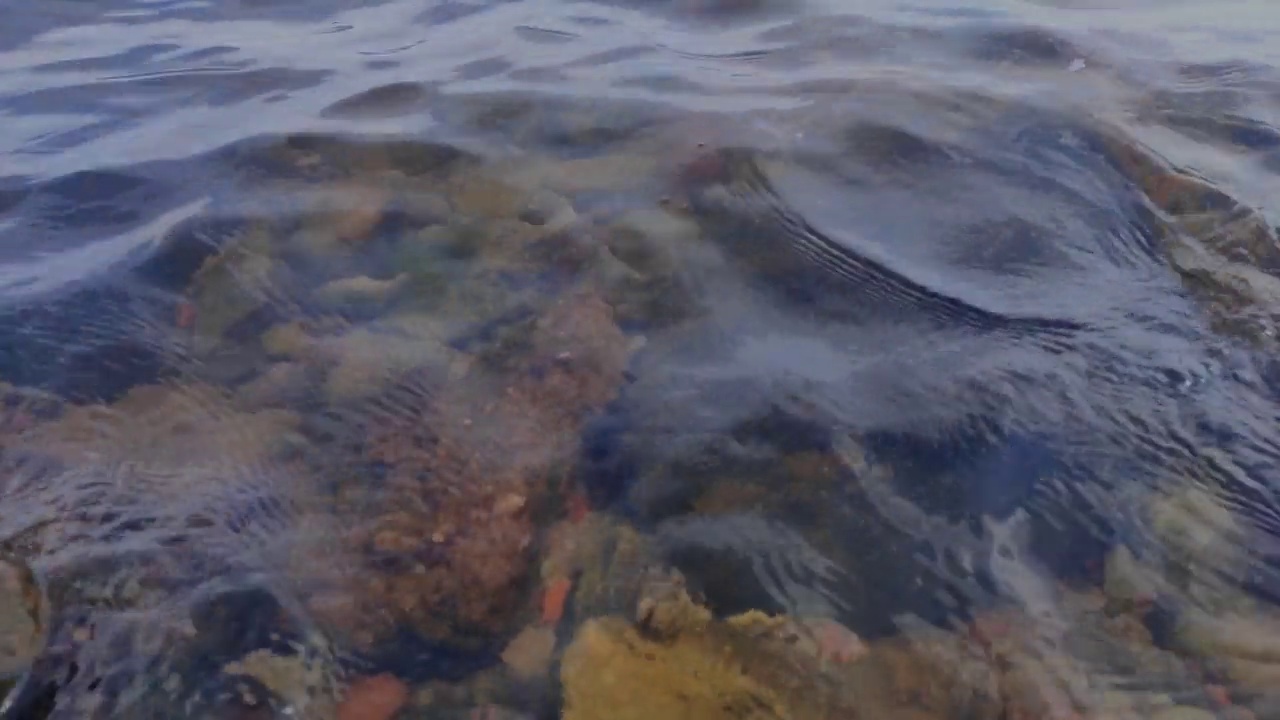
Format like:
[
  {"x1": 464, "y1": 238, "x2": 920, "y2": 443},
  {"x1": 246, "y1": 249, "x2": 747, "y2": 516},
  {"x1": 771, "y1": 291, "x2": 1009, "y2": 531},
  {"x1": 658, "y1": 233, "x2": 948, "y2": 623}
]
[
  {"x1": 501, "y1": 625, "x2": 557, "y2": 681},
  {"x1": 337, "y1": 674, "x2": 409, "y2": 720},
  {"x1": 541, "y1": 577, "x2": 573, "y2": 625},
  {"x1": 314, "y1": 274, "x2": 408, "y2": 305},
  {"x1": 261, "y1": 322, "x2": 314, "y2": 359}
]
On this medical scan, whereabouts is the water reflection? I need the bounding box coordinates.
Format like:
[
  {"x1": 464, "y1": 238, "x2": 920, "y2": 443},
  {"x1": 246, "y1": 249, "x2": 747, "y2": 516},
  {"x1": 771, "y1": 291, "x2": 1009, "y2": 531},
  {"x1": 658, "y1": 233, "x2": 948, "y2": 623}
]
[{"x1": 4, "y1": 0, "x2": 1280, "y2": 718}]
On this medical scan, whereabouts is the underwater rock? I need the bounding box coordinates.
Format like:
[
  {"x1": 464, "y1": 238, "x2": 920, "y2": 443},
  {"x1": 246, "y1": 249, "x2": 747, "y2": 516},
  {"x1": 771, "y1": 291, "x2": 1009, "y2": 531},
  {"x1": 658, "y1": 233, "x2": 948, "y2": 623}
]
[
  {"x1": 221, "y1": 647, "x2": 340, "y2": 718},
  {"x1": 1103, "y1": 545, "x2": 1163, "y2": 609},
  {"x1": 1103, "y1": 469, "x2": 1280, "y2": 682},
  {"x1": 337, "y1": 673, "x2": 408, "y2": 720},
  {"x1": 1149, "y1": 485, "x2": 1247, "y2": 575},
  {"x1": 617, "y1": 421, "x2": 995, "y2": 636},
  {"x1": 382, "y1": 181, "x2": 453, "y2": 227},
  {"x1": 561, "y1": 579, "x2": 1011, "y2": 720},
  {"x1": 445, "y1": 172, "x2": 528, "y2": 221},
  {"x1": 544, "y1": 513, "x2": 666, "y2": 623},
  {"x1": 231, "y1": 135, "x2": 473, "y2": 183},
  {"x1": 1096, "y1": 129, "x2": 1280, "y2": 345},
  {"x1": 507, "y1": 154, "x2": 662, "y2": 196},
  {"x1": 330, "y1": 185, "x2": 389, "y2": 244},
  {"x1": 595, "y1": 209, "x2": 701, "y2": 329},
  {"x1": 261, "y1": 321, "x2": 315, "y2": 359},
  {"x1": 0, "y1": 555, "x2": 44, "y2": 695},
  {"x1": 317, "y1": 315, "x2": 456, "y2": 405},
  {"x1": 13, "y1": 382, "x2": 301, "y2": 470},
  {"x1": 310, "y1": 291, "x2": 632, "y2": 651},
  {"x1": 313, "y1": 274, "x2": 409, "y2": 308},
  {"x1": 849, "y1": 625, "x2": 1003, "y2": 720},
  {"x1": 1175, "y1": 610, "x2": 1280, "y2": 692},
  {"x1": 186, "y1": 224, "x2": 277, "y2": 355},
  {"x1": 560, "y1": 611, "x2": 857, "y2": 720},
  {"x1": 967, "y1": 587, "x2": 1212, "y2": 720},
  {"x1": 498, "y1": 626, "x2": 556, "y2": 683},
  {"x1": 0, "y1": 379, "x2": 329, "y2": 717},
  {"x1": 391, "y1": 187, "x2": 588, "y2": 315},
  {"x1": 0, "y1": 384, "x2": 63, "y2": 440}
]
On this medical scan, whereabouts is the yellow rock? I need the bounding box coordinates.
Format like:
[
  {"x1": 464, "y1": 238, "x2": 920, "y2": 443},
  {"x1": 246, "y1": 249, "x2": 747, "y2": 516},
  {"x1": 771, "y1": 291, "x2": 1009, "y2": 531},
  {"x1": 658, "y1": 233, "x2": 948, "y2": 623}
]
[
  {"x1": 634, "y1": 581, "x2": 711, "y2": 640},
  {"x1": 222, "y1": 648, "x2": 338, "y2": 717},
  {"x1": 1102, "y1": 545, "x2": 1162, "y2": 607},
  {"x1": 262, "y1": 322, "x2": 314, "y2": 359},
  {"x1": 1175, "y1": 609, "x2": 1280, "y2": 667},
  {"x1": 560, "y1": 617, "x2": 793, "y2": 720}
]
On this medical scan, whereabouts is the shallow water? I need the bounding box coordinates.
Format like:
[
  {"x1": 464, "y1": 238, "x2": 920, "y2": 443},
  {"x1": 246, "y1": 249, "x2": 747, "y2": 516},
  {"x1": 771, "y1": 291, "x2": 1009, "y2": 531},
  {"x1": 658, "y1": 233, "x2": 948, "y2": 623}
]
[{"x1": 5, "y1": 0, "x2": 1280, "y2": 718}]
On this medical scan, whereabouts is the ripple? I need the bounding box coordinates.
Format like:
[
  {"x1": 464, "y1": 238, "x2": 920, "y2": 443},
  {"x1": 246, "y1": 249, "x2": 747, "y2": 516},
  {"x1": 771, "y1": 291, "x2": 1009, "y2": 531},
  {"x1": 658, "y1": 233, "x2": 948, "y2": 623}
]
[{"x1": 3, "y1": 0, "x2": 1280, "y2": 715}]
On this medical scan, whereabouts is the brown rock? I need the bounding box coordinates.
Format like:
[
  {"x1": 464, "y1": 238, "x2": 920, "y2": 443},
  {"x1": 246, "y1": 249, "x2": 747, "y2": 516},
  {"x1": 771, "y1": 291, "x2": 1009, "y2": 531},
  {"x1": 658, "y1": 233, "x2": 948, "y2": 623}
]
[
  {"x1": 0, "y1": 554, "x2": 43, "y2": 678},
  {"x1": 304, "y1": 289, "x2": 632, "y2": 650},
  {"x1": 561, "y1": 602, "x2": 863, "y2": 720},
  {"x1": 448, "y1": 173, "x2": 527, "y2": 219},
  {"x1": 849, "y1": 630, "x2": 1002, "y2": 720}
]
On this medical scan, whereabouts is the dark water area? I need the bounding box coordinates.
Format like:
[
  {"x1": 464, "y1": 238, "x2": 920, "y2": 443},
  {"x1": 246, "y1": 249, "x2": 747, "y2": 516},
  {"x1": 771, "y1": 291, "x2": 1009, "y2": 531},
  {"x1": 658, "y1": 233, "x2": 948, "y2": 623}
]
[{"x1": 5, "y1": 0, "x2": 1280, "y2": 718}]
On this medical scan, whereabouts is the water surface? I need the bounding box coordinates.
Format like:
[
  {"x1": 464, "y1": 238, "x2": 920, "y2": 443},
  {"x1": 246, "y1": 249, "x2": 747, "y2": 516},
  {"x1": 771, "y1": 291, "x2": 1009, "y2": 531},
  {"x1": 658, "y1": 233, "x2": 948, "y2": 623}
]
[{"x1": 4, "y1": 0, "x2": 1280, "y2": 718}]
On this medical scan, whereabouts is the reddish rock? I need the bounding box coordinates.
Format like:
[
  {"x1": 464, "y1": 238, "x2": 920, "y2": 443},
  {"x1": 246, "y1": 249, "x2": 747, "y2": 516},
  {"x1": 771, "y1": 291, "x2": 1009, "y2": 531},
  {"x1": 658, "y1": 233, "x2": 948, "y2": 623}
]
[
  {"x1": 678, "y1": 149, "x2": 730, "y2": 187},
  {"x1": 802, "y1": 617, "x2": 868, "y2": 665},
  {"x1": 541, "y1": 577, "x2": 573, "y2": 625},
  {"x1": 566, "y1": 491, "x2": 590, "y2": 524},
  {"x1": 175, "y1": 300, "x2": 197, "y2": 329},
  {"x1": 337, "y1": 674, "x2": 408, "y2": 720}
]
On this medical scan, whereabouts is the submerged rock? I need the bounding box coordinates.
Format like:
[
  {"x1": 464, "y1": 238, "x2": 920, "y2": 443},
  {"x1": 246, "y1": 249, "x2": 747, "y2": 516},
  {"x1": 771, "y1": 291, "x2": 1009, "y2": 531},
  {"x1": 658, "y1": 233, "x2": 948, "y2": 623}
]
[
  {"x1": 336, "y1": 673, "x2": 409, "y2": 720},
  {"x1": 0, "y1": 554, "x2": 44, "y2": 711},
  {"x1": 313, "y1": 274, "x2": 409, "y2": 308},
  {"x1": 221, "y1": 647, "x2": 340, "y2": 718},
  {"x1": 304, "y1": 291, "x2": 633, "y2": 652},
  {"x1": 1096, "y1": 129, "x2": 1280, "y2": 345},
  {"x1": 0, "y1": 379, "x2": 338, "y2": 718},
  {"x1": 560, "y1": 606, "x2": 861, "y2": 720},
  {"x1": 498, "y1": 625, "x2": 556, "y2": 683},
  {"x1": 13, "y1": 382, "x2": 300, "y2": 470},
  {"x1": 186, "y1": 224, "x2": 278, "y2": 355},
  {"x1": 560, "y1": 577, "x2": 1009, "y2": 720},
  {"x1": 1099, "y1": 485, "x2": 1280, "y2": 700},
  {"x1": 317, "y1": 315, "x2": 457, "y2": 405}
]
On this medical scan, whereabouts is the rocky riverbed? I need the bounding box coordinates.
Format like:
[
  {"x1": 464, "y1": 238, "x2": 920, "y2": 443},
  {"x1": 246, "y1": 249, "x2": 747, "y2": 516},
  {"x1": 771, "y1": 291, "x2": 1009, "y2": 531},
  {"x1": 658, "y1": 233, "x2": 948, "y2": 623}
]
[{"x1": 3, "y1": 60, "x2": 1280, "y2": 720}]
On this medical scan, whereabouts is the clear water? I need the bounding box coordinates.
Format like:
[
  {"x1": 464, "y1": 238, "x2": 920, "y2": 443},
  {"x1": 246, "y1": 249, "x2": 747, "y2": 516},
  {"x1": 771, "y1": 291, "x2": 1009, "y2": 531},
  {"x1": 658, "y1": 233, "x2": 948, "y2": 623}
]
[{"x1": 3, "y1": 0, "x2": 1280, "y2": 718}]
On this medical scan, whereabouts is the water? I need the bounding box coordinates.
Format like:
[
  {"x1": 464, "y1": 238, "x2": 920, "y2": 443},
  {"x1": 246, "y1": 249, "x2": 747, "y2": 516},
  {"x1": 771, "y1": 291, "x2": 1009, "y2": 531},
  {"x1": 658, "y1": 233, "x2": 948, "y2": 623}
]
[{"x1": 4, "y1": 0, "x2": 1280, "y2": 718}]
